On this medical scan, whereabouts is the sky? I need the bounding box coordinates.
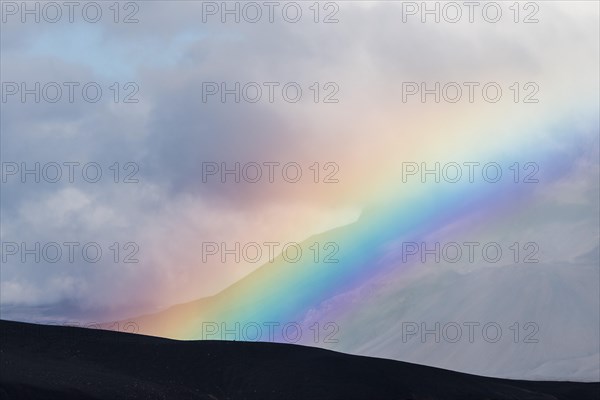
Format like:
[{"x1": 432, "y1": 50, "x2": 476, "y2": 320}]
[{"x1": 0, "y1": 0, "x2": 598, "y2": 359}]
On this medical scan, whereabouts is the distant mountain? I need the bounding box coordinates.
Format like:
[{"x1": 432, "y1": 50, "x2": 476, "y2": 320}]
[
  {"x1": 124, "y1": 192, "x2": 600, "y2": 381},
  {"x1": 1, "y1": 320, "x2": 598, "y2": 400}
]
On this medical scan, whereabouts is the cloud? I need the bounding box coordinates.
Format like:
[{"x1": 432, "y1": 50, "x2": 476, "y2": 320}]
[{"x1": 1, "y1": 1, "x2": 598, "y2": 320}]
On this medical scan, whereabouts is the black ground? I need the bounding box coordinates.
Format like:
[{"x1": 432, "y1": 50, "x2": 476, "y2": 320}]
[{"x1": 0, "y1": 320, "x2": 598, "y2": 400}]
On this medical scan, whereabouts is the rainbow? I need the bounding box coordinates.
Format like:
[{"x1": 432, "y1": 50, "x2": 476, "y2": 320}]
[{"x1": 129, "y1": 97, "x2": 599, "y2": 341}]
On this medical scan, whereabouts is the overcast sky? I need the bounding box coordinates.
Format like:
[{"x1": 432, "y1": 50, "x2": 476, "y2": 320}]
[{"x1": 1, "y1": 1, "x2": 598, "y2": 322}]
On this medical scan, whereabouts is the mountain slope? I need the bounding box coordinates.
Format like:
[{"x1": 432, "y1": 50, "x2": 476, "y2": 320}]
[{"x1": 1, "y1": 320, "x2": 599, "y2": 400}]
